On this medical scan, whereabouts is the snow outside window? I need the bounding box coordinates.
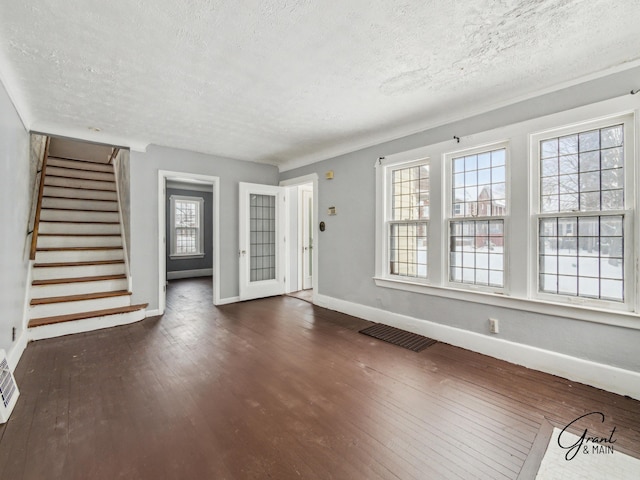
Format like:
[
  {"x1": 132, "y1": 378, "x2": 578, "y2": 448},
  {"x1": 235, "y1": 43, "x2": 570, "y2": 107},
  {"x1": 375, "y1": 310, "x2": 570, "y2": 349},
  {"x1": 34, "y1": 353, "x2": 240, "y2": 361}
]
[
  {"x1": 447, "y1": 145, "x2": 508, "y2": 290},
  {"x1": 170, "y1": 195, "x2": 205, "y2": 258},
  {"x1": 388, "y1": 161, "x2": 430, "y2": 280},
  {"x1": 533, "y1": 117, "x2": 633, "y2": 306}
]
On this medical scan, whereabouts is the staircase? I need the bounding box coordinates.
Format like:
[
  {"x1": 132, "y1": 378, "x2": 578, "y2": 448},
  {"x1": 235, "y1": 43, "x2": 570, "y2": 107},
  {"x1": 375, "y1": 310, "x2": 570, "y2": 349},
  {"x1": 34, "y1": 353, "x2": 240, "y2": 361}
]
[{"x1": 28, "y1": 154, "x2": 147, "y2": 340}]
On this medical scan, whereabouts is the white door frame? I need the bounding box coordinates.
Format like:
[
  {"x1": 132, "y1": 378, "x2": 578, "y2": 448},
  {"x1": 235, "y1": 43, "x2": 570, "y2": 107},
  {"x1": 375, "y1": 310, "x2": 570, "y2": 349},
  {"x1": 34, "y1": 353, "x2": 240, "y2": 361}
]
[
  {"x1": 280, "y1": 173, "x2": 319, "y2": 300},
  {"x1": 158, "y1": 170, "x2": 221, "y2": 315}
]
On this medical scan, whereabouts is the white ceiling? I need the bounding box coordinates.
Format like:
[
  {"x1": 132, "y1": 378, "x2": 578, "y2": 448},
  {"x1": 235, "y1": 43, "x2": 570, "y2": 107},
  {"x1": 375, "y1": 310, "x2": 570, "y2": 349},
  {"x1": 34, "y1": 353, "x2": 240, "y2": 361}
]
[{"x1": 1, "y1": 1, "x2": 639, "y2": 170}]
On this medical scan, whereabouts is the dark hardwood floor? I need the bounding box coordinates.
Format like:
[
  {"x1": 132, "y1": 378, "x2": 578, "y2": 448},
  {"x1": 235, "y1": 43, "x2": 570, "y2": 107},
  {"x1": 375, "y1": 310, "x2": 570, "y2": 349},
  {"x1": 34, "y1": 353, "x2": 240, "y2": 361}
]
[{"x1": 1, "y1": 277, "x2": 638, "y2": 479}]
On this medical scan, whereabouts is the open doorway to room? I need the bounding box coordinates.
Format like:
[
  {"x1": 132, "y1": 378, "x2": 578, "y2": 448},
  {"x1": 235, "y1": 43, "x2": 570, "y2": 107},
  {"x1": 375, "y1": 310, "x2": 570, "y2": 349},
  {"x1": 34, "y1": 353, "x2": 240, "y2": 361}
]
[
  {"x1": 157, "y1": 171, "x2": 220, "y2": 315},
  {"x1": 280, "y1": 174, "x2": 318, "y2": 303},
  {"x1": 297, "y1": 183, "x2": 313, "y2": 291}
]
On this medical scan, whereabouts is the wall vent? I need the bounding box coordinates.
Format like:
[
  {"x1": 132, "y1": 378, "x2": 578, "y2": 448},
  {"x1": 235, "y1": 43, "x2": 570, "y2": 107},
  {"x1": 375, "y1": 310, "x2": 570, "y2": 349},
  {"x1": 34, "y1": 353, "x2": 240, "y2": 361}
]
[{"x1": 0, "y1": 350, "x2": 19, "y2": 424}]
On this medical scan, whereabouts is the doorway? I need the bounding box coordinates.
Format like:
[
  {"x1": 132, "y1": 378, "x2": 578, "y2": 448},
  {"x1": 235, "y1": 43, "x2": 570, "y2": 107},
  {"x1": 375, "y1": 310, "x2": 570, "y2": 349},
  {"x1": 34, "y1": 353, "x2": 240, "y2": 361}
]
[
  {"x1": 157, "y1": 170, "x2": 220, "y2": 314},
  {"x1": 280, "y1": 174, "x2": 318, "y2": 301},
  {"x1": 298, "y1": 183, "x2": 313, "y2": 291}
]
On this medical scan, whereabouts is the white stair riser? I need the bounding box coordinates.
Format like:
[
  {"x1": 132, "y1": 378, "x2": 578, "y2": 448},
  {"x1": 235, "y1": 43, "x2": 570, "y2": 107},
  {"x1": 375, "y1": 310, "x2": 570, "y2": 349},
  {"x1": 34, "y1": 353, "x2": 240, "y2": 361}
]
[
  {"x1": 45, "y1": 166, "x2": 115, "y2": 182},
  {"x1": 47, "y1": 158, "x2": 114, "y2": 173},
  {"x1": 32, "y1": 263, "x2": 126, "y2": 280},
  {"x1": 30, "y1": 295, "x2": 131, "y2": 318},
  {"x1": 43, "y1": 186, "x2": 117, "y2": 201},
  {"x1": 44, "y1": 176, "x2": 116, "y2": 191},
  {"x1": 39, "y1": 222, "x2": 121, "y2": 235},
  {"x1": 28, "y1": 309, "x2": 146, "y2": 341},
  {"x1": 37, "y1": 236, "x2": 122, "y2": 248},
  {"x1": 35, "y1": 248, "x2": 124, "y2": 263},
  {"x1": 31, "y1": 279, "x2": 128, "y2": 299},
  {"x1": 40, "y1": 209, "x2": 120, "y2": 223},
  {"x1": 42, "y1": 197, "x2": 118, "y2": 212}
]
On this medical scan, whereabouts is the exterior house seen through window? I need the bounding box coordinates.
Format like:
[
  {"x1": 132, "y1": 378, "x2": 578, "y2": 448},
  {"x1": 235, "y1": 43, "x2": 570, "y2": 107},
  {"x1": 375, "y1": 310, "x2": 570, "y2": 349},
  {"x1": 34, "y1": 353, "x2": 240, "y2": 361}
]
[
  {"x1": 389, "y1": 162, "x2": 430, "y2": 279},
  {"x1": 448, "y1": 146, "x2": 507, "y2": 289},
  {"x1": 375, "y1": 102, "x2": 637, "y2": 322}
]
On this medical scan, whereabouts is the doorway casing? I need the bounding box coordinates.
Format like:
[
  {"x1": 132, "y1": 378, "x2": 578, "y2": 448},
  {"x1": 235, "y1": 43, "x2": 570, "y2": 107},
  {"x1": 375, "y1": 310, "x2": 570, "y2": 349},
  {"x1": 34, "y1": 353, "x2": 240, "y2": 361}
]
[
  {"x1": 158, "y1": 170, "x2": 221, "y2": 315},
  {"x1": 280, "y1": 173, "x2": 319, "y2": 301}
]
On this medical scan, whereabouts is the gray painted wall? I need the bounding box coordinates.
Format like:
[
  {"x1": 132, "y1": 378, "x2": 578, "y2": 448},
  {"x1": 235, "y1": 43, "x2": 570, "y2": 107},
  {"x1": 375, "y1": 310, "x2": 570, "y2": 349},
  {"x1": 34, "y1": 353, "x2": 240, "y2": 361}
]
[
  {"x1": 129, "y1": 145, "x2": 279, "y2": 308},
  {"x1": 280, "y1": 69, "x2": 640, "y2": 372},
  {"x1": 0, "y1": 79, "x2": 31, "y2": 356},
  {"x1": 166, "y1": 187, "x2": 213, "y2": 273}
]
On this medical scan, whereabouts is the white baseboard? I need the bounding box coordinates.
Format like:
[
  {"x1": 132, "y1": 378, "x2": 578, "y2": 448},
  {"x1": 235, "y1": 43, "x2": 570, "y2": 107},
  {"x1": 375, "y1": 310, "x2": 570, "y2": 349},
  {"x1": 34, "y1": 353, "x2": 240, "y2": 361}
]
[
  {"x1": 314, "y1": 293, "x2": 640, "y2": 400},
  {"x1": 145, "y1": 309, "x2": 162, "y2": 317},
  {"x1": 167, "y1": 268, "x2": 212, "y2": 280},
  {"x1": 216, "y1": 296, "x2": 240, "y2": 305}
]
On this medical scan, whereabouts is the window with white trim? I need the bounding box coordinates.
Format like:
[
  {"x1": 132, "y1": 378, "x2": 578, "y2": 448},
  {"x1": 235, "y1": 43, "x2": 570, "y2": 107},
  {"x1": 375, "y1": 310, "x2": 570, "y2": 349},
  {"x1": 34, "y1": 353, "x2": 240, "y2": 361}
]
[
  {"x1": 374, "y1": 98, "x2": 640, "y2": 324},
  {"x1": 170, "y1": 195, "x2": 205, "y2": 258},
  {"x1": 385, "y1": 160, "x2": 430, "y2": 280},
  {"x1": 533, "y1": 115, "x2": 633, "y2": 307},
  {"x1": 447, "y1": 145, "x2": 507, "y2": 289}
]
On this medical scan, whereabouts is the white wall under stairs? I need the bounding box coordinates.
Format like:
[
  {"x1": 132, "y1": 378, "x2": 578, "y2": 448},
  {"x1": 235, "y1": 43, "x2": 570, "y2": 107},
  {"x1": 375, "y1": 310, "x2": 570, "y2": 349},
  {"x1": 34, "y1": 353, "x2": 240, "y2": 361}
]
[{"x1": 28, "y1": 155, "x2": 147, "y2": 339}]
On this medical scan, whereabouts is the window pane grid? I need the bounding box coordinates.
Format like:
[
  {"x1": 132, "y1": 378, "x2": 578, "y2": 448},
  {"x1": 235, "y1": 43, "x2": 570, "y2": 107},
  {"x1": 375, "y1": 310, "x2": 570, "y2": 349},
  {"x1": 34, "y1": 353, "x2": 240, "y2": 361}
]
[
  {"x1": 175, "y1": 228, "x2": 197, "y2": 253},
  {"x1": 452, "y1": 148, "x2": 506, "y2": 218},
  {"x1": 389, "y1": 222, "x2": 427, "y2": 278},
  {"x1": 538, "y1": 122, "x2": 626, "y2": 303},
  {"x1": 540, "y1": 125, "x2": 624, "y2": 213},
  {"x1": 539, "y1": 216, "x2": 624, "y2": 301},
  {"x1": 249, "y1": 194, "x2": 276, "y2": 282},
  {"x1": 450, "y1": 220, "x2": 504, "y2": 287},
  {"x1": 391, "y1": 164, "x2": 430, "y2": 221},
  {"x1": 174, "y1": 199, "x2": 200, "y2": 254}
]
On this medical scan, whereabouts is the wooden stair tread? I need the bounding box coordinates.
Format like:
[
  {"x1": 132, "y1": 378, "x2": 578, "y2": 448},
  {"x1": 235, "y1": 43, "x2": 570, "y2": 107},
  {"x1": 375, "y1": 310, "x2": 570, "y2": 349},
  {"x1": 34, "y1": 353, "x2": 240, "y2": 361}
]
[
  {"x1": 38, "y1": 233, "x2": 121, "y2": 237},
  {"x1": 33, "y1": 274, "x2": 127, "y2": 285},
  {"x1": 45, "y1": 164, "x2": 114, "y2": 174},
  {"x1": 28, "y1": 303, "x2": 148, "y2": 328},
  {"x1": 39, "y1": 220, "x2": 120, "y2": 224},
  {"x1": 34, "y1": 260, "x2": 125, "y2": 268},
  {"x1": 45, "y1": 174, "x2": 115, "y2": 183},
  {"x1": 31, "y1": 290, "x2": 132, "y2": 305},
  {"x1": 37, "y1": 248, "x2": 121, "y2": 253},
  {"x1": 43, "y1": 195, "x2": 117, "y2": 202},
  {"x1": 42, "y1": 185, "x2": 118, "y2": 193},
  {"x1": 41, "y1": 207, "x2": 118, "y2": 213},
  {"x1": 47, "y1": 156, "x2": 113, "y2": 166}
]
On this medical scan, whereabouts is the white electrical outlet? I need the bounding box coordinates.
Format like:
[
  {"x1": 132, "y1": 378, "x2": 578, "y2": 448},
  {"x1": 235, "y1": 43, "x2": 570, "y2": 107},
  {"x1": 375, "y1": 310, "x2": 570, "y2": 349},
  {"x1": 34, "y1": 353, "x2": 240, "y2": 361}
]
[{"x1": 489, "y1": 318, "x2": 499, "y2": 334}]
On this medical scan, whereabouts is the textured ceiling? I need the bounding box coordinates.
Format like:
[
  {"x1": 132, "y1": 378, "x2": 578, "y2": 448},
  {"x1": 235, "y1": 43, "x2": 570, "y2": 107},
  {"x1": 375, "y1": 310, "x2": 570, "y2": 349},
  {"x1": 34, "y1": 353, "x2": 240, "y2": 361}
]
[{"x1": 0, "y1": 0, "x2": 639, "y2": 169}]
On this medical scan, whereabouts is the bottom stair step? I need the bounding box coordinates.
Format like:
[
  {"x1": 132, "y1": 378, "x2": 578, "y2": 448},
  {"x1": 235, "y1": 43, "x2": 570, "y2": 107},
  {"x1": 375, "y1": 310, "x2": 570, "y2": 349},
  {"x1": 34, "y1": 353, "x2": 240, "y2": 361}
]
[{"x1": 28, "y1": 303, "x2": 149, "y2": 328}]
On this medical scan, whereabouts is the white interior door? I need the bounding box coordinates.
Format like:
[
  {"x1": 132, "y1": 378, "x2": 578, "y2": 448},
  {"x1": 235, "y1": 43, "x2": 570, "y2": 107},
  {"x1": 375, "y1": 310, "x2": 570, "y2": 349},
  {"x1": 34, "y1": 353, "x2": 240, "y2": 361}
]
[
  {"x1": 239, "y1": 182, "x2": 286, "y2": 300},
  {"x1": 301, "y1": 186, "x2": 313, "y2": 290}
]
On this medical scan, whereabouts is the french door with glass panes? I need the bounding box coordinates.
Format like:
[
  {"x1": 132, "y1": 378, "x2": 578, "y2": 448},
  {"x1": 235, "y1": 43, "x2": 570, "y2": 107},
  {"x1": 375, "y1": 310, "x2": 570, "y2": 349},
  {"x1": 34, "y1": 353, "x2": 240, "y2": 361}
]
[{"x1": 239, "y1": 182, "x2": 286, "y2": 300}]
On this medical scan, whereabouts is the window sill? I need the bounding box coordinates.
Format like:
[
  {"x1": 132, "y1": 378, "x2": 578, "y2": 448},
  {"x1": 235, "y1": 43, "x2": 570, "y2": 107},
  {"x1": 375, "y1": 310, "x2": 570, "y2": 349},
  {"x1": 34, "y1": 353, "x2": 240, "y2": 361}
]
[
  {"x1": 373, "y1": 276, "x2": 640, "y2": 330},
  {"x1": 169, "y1": 253, "x2": 205, "y2": 260}
]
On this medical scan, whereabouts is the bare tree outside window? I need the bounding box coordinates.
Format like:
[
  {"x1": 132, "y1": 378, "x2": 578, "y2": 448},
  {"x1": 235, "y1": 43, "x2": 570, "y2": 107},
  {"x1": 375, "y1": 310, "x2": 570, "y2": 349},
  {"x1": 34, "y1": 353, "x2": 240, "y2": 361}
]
[{"x1": 538, "y1": 124, "x2": 625, "y2": 301}]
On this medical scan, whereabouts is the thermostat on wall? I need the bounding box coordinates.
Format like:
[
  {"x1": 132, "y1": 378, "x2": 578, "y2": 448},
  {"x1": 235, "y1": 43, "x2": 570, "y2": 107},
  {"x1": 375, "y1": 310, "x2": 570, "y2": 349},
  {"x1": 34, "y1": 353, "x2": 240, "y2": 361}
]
[{"x1": 328, "y1": 206, "x2": 336, "y2": 215}]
